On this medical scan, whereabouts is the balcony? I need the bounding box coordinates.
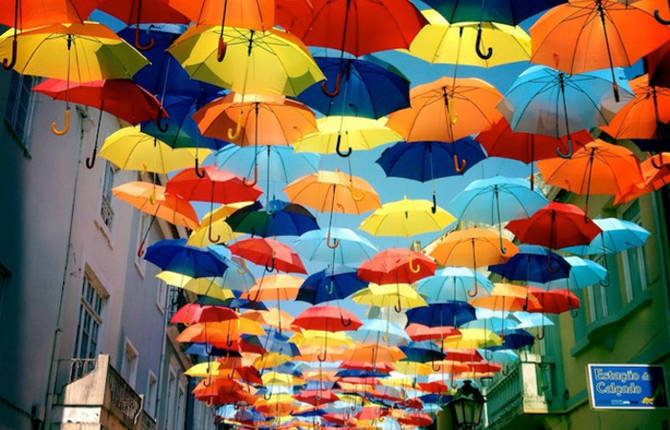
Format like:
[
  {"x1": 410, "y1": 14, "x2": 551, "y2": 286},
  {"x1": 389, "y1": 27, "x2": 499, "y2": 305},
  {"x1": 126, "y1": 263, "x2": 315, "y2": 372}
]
[
  {"x1": 484, "y1": 355, "x2": 553, "y2": 430},
  {"x1": 51, "y1": 354, "x2": 155, "y2": 430}
]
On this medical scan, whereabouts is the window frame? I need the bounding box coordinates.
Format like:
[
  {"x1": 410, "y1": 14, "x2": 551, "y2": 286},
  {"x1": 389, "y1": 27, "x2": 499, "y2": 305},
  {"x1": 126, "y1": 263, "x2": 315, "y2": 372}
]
[
  {"x1": 73, "y1": 273, "x2": 106, "y2": 361},
  {"x1": 145, "y1": 370, "x2": 158, "y2": 418},
  {"x1": 121, "y1": 337, "x2": 139, "y2": 389},
  {"x1": 4, "y1": 71, "x2": 36, "y2": 152},
  {"x1": 618, "y1": 201, "x2": 648, "y2": 302}
]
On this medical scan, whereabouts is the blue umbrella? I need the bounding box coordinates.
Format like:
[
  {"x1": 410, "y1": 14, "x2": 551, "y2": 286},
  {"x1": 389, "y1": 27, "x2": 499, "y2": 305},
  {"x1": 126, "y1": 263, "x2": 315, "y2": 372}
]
[
  {"x1": 406, "y1": 301, "x2": 477, "y2": 327},
  {"x1": 462, "y1": 317, "x2": 519, "y2": 334},
  {"x1": 144, "y1": 239, "x2": 228, "y2": 277},
  {"x1": 225, "y1": 200, "x2": 319, "y2": 237},
  {"x1": 543, "y1": 256, "x2": 607, "y2": 290},
  {"x1": 216, "y1": 144, "x2": 320, "y2": 183},
  {"x1": 499, "y1": 65, "x2": 633, "y2": 158},
  {"x1": 424, "y1": 0, "x2": 563, "y2": 25},
  {"x1": 297, "y1": 265, "x2": 368, "y2": 304},
  {"x1": 400, "y1": 341, "x2": 446, "y2": 363},
  {"x1": 488, "y1": 244, "x2": 571, "y2": 283},
  {"x1": 298, "y1": 56, "x2": 410, "y2": 118},
  {"x1": 487, "y1": 329, "x2": 535, "y2": 350},
  {"x1": 463, "y1": 157, "x2": 533, "y2": 181},
  {"x1": 335, "y1": 369, "x2": 390, "y2": 378},
  {"x1": 417, "y1": 267, "x2": 492, "y2": 302},
  {"x1": 375, "y1": 139, "x2": 486, "y2": 211},
  {"x1": 258, "y1": 329, "x2": 301, "y2": 356},
  {"x1": 184, "y1": 343, "x2": 241, "y2": 357},
  {"x1": 295, "y1": 227, "x2": 378, "y2": 264},
  {"x1": 510, "y1": 311, "x2": 554, "y2": 330},
  {"x1": 351, "y1": 319, "x2": 411, "y2": 346},
  {"x1": 222, "y1": 298, "x2": 268, "y2": 311}
]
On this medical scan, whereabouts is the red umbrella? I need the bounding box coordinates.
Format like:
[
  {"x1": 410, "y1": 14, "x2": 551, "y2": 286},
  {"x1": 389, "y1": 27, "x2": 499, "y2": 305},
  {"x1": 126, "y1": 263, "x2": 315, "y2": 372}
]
[
  {"x1": 33, "y1": 78, "x2": 167, "y2": 168},
  {"x1": 97, "y1": 0, "x2": 188, "y2": 49},
  {"x1": 506, "y1": 202, "x2": 602, "y2": 254},
  {"x1": 463, "y1": 361, "x2": 502, "y2": 375},
  {"x1": 292, "y1": 305, "x2": 363, "y2": 332},
  {"x1": 397, "y1": 397, "x2": 424, "y2": 410},
  {"x1": 645, "y1": 38, "x2": 670, "y2": 89},
  {"x1": 443, "y1": 349, "x2": 483, "y2": 363},
  {"x1": 229, "y1": 237, "x2": 306, "y2": 274},
  {"x1": 357, "y1": 248, "x2": 437, "y2": 285},
  {"x1": 170, "y1": 304, "x2": 238, "y2": 324},
  {"x1": 322, "y1": 413, "x2": 357, "y2": 426},
  {"x1": 167, "y1": 166, "x2": 263, "y2": 203},
  {"x1": 477, "y1": 118, "x2": 593, "y2": 188},
  {"x1": 293, "y1": 390, "x2": 340, "y2": 406},
  {"x1": 397, "y1": 412, "x2": 433, "y2": 427},
  {"x1": 356, "y1": 406, "x2": 389, "y2": 421},
  {"x1": 406, "y1": 323, "x2": 460, "y2": 342},
  {"x1": 527, "y1": 287, "x2": 580, "y2": 314},
  {"x1": 417, "y1": 381, "x2": 449, "y2": 394}
]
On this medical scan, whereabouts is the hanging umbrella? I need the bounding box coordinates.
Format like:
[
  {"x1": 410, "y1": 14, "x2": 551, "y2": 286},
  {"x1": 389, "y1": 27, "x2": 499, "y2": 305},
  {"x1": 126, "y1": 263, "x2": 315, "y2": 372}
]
[
  {"x1": 477, "y1": 118, "x2": 593, "y2": 188},
  {"x1": 229, "y1": 237, "x2": 307, "y2": 274},
  {"x1": 537, "y1": 140, "x2": 644, "y2": 213},
  {"x1": 293, "y1": 116, "x2": 402, "y2": 157},
  {"x1": 440, "y1": 328, "x2": 502, "y2": 349},
  {"x1": 359, "y1": 197, "x2": 455, "y2": 235},
  {"x1": 225, "y1": 200, "x2": 319, "y2": 237},
  {"x1": 297, "y1": 56, "x2": 410, "y2": 118},
  {"x1": 144, "y1": 239, "x2": 229, "y2": 278},
  {"x1": 486, "y1": 329, "x2": 535, "y2": 350},
  {"x1": 399, "y1": 341, "x2": 446, "y2": 363},
  {"x1": 417, "y1": 267, "x2": 493, "y2": 302},
  {"x1": 357, "y1": 248, "x2": 437, "y2": 286},
  {"x1": 405, "y1": 302, "x2": 477, "y2": 328},
  {"x1": 156, "y1": 271, "x2": 242, "y2": 300},
  {"x1": 527, "y1": 287, "x2": 580, "y2": 314},
  {"x1": 562, "y1": 218, "x2": 650, "y2": 255},
  {"x1": 344, "y1": 344, "x2": 406, "y2": 364},
  {"x1": 530, "y1": 0, "x2": 670, "y2": 100},
  {"x1": 542, "y1": 256, "x2": 607, "y2": 290},
  {"x1": 242, "y1": 274, "x2": 304, "y2": 302},
  {"x1": 168, "y1": 26, "x2": 324, "y2": 96},
  {"x1": 170, "y1": 303, "x2": 238, "y2": 324},
  {"x1": 245, "y1": 310, "x2": 295, "y2": 334},
  {"x1": 186, "y1": 219, "x2": 238, "y2": 247},
  {"x1": 295, "y1": 228, "x2": 378, "y2": 264},
  {"x1": 405, "y1": 324, "x2": 460, "y2": 342},
  {"x1": 297, "y1": 265, "x2": 368, "y2": 305},
  {"x1": 216, "y1": 145, "x2": 320, "y2": 184},
  {"x1": 0, "y1": 22, "x2": 149, "y2": 135},
  {"x1": 293, "y1": 305, "x2": 363, "y2": 362},
  {"x1": 166, "y1": 0, "x2": 274, "y2": 28},
  {"x1": 409, "y1": 9, "x2": 531, "y2": 66},
  {"x1": 351, "y1": 319, "x2": 411, "y2": 346},
  {"x1": 100, "y1": 127, "x2": 207, "y2": 174},
  {"x1": 498, "y1": 65, "x2": 632, "y2": 158},
  {"x1": 351, "y1": 284, "x2": 428, "y2": 312},
  {"x1": 488, "y1": 245, "x2": 571, "y2": 284},
  {"x1": 387, "y1": 77, "x2": 503, "y2": 149}
]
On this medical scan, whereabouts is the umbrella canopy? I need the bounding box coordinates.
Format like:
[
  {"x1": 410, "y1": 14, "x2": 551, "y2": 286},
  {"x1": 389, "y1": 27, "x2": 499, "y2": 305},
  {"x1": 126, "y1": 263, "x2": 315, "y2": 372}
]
[
  {"x1": 156, "y1": 271, "x2": 241, "y2": 300},
  {"x1": 0, "y1": 0, "x2": 97, "y2": 29},
  {"x1": 406, "y1": 324, "x2": 461, "y2": 342},
  {"x1": 357, "y1": 248, "x2": 437, "y2": 285},
  {"x1": 225, "y1": 200, "x2": 319, "y2": 237},
  {"x1": 488, "y1": 245, "x2": 571, "y2": 283},
  {"x1": 293, "y1": 306, "x2": 363, "y2": 332},
  {"x1": 351, "y1": 284, "x2": 428, "y2": 312},
  {"x1": 297, "y1": 265, "x2": 368, "y2": 304},
  {"x1": 295, "y1": 228, "x2": 378, "y2": 264},
  {"x1": 166, "y1": 166, "x2": 263, "y2": 204},
  {"x1": 359, "y1": 197, "x2": 455, "y2": 237},
  {"x1": 216, "y1": 145, "x2": 320, "y2": 183},
  {"x1": 170, "y1": 304, "x2": 238, "y2": 325},
  {"x1": 229, "y1": 238, "x2": 307, "y2": 274},
  {"x1": 428, "y1": 228, "x2": 518, "y2": 267},
  {"x1": 562, "y1": 218, "x2": 650, "y2": 255},
  {"x1": 527, "y1": 287, "x2": 580, "y2": 314},
  {"x1": 144, "y1": 239, "x2": 229, "y2": 278},
  {"x1": 543, "y1": 256, "x2": 607, "y2": 290},
  {"x1": 351, "y1": 319, "x2": 411, "y2": 346},
  {"x1": 405, "y1": 302, "x2": 477, "y2": 328},
  {"x1": 399, "y1": 341, "x2": 446, "y2": 363},
  {"x1": 297, "y1": 56, "x2": 410, "y2": 118},
  {"x1": 417, "y1": 267, "x2": 493, "y2": 302},
  {"x1": 423, "y1": 0, "x2": 563, "y2": 25},
  {"x1": 165, "y1": 0, "x2": 274, "y2": 27},
  {"x1": 441, "y1": 328, "x2": 502, "y2": 349},
  {"x1": 242, "y1": 274, "x2": 304, "y2": 302}
]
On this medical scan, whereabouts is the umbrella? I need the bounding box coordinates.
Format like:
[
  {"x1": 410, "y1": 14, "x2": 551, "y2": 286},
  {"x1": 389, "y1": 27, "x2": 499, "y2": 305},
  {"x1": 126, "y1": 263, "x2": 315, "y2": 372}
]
[
  {"x1": 245, "y1": 309, "x2": 295, "y2": 333},
  {"x1": 351, "y1": 284, "x2": 428, "y2": 312},
  {"x1": 448, "y1": 176, "x2": 548, "y2": 251},
  {"x1": 293, "y1": 306, "x2": 363, "y2": 362},
  {"x1": 229, "y1": 237, "x2": 307, "y2": 274},
  {"x1": 417, "y1": 267, "x2": 493, "y2": 302},
  {"x1": 166, "y1": 0, "x2": 274, "y2": 27},
  {"x1": 405, "y1": 302, "x2": 477, "y2": 328},
  {"x1": 537, "y1": 140, "x2": 644, "y2": 213},
  {"x1": 488, "y1": 245, "x2": 571, "y2": 283},
  {"x1": 297, "y1": 56, "x2": 410, "y2": 118},
  {"x1": 563, "y1": 218, "x2": 650, "y2": 255},
  {"x1": 441, "y1": 328, "x2": 502, "y2": 349},
  {"x1": 409, "y1": 9, "x2": 531, "y2": 66},
  {"x1": 359, "y1": 197, "x2": 455, "y2": 236},
  {"x1": 225, "y1": 200, "x2": 319, "y2": 237},
  {"x1": 530, "y1": 0, "x2": 670, "y2": 100},
  {"x1": 387, "y1": 77, "x2": 503, "y2": 150},
  {"x1": 186, "y1": 219, "x2": 238, "y2": 247},
  {"x1": 0, "y1": 22, "x2": 149, "y2": 135},
  {"x1": 216, "y1": 145, "x2": 320, "y2": 184},
  {"x1": 499, "y1": 65, "x2": 632, "y2": 158},
  {"x1": 33, "y1": 79, "x2": 166, "y2": 167},
  {"x1": 100, "y1": 127, "x2": 207, "y2": 174},
  {"x1": 399, "y1": 341, "x2": 446, "y2": 363},
  {"x1": 297, "y1": 265, "x2": 368, "y2": 304},
  {"x1": 242, "y1": 274, "x2": 304, "y2": 302},
  {"x1": 351, "y1": 319, "x2": 411, "y2": 346},
  {"x1": 357, "y1": 248, "x2": 437, "y2": 285},
  {"x1": 406, "y1": 324, "x2": 460, "y2": 342},
  {"x1": 295, "y1": 228, "x2": 378, "y2": 264},
  {"x1": 543, "y1": 256, "x2": 607, "y2": 290},
  {"x1": 144, "y1": 239, "x2": 229, "y2": 278},
  {"x1": 170, "y1": 303, "x2": 238, "y2": 325},
  {"x1": 168, "y1": 26, "x2": 324, "y2": 96},
  {"x1": 486, "y1": 329, "x2": 535, "y2": 350},
  {"x1": 477, "y1": 118, "x2": 593, "y2": 188},
  {"x1": 527, "y1": 287, "x2": 580, "y2": 314},
  {"x1": 293, "y1": 116, "x2": 402, "y2": 157},
  {"x1": 428, "y1": 228, "x2": 518, "y2": 296},
  {"x1": 156, "y1": 271, "x2": 242, "y2": 300}
]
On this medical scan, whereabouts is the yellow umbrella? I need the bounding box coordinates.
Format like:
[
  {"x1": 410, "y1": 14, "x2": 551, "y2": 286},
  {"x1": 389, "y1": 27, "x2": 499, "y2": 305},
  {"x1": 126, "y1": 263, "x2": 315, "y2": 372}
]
[
  {"x1": 408, "y1": 10, "x2": 531, "y2": 67},
  {"x1": 202, "y1": 201, "x2": 255, "y2": 223},
  {"x1": 262, "y1": 372, "x2": 301, "y2": 387},
  {"x1": 392, "y1": 361, "x2": 433, "y2": 376},
  {"x1": 186, "y1": 220, "x2": 238, "y2": 247},
  {"x1": 380, "y1": 377, "x2": 416, "y2": 389},
  {"x1": 100, "y1": 126, "x2": 210, "y2": 174},
  {"x1": 290, "y1": 330, "x2": 354, "y2": 348},
  {"x1": 0, "y1": 22, "x2": 148, "y2": 135},
  {"x1": 351, "y1": 283, "x2": 427, "y2": 311},
  {"x1": 359, "y1": 196, "x2": 455, "y2": 237},
  {"x1": 253, "y1": 352, "x2": 292, "y2": 370},
  {"x1": 293, "y1": 116, "x2": 402, "y2": 156},
  {"x1": 156, "y1": 271, "x2": 235, "y2": 301},
  {"x1": 441, "y1": 328, "x2": 502, "y2": 349},
  {"x1": 185, "y1": 360, "x2": 221, "y2": 377},
  {"x1": 168, "y1": 25, "x2": 324, "y2": 96}
]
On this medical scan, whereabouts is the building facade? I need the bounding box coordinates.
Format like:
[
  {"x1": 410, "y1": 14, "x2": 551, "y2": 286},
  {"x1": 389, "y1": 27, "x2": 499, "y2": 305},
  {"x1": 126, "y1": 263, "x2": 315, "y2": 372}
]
[{"x1": 0, "y1": 71, "x2": 215, "y2": 430}]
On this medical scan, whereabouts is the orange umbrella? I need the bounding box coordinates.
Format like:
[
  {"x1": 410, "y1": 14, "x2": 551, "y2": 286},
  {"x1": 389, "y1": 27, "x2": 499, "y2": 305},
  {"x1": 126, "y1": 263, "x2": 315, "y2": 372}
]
[
  {"x1": 428, "y1": 228, "x2": 518, "y2": 296},
  {"x1": 537, "y1": 139, "x2": 644, "y2": 214},
  {"x1": 112, "y1": 182, "x2": 200, "y2": 229},
  {"x1": 176, "y1": 320, "x2": 266, "y2": 344},
  {"x1": 346, "y1": 344, "x2": 406, "y2": 364},
  {"x1": 242, "y1": 308, "x2": 295, "y2": 332},
  {"x1": 617, "y1": 152, "x2": 670, "y2": 202},
  {"x1": 387, "y1": 77, "x2": 502, "y2": 169},
  {"x1": 469, "y1": 283, "x2": 543, "y2": 312},
  {"x1": 241, "y1": 274, "x2": 303, "y2": 301},
  {"x1": 530, "y1": 0, "x2": 670, "y2": 101}
]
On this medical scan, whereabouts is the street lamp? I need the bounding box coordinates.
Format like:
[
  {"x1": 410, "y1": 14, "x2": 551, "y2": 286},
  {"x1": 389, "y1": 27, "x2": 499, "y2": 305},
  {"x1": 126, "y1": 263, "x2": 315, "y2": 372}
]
[{"x1": 451, "y1": 380, "x2": 485, "y2": 430}]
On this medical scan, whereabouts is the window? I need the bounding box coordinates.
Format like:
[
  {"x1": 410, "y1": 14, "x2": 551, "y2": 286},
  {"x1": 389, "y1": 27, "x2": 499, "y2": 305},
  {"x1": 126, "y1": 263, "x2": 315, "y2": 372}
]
[
  {"x1": 620, "y1": 202, "x2": 647, "y2": 302},
  {"x1": 145, "y1": 370, "x2": 158, "y2": 418},
  {"x1": 4, "y1": 71, "x2": 34, "y2": 145},
  {"x1": 120, "y1": 338, "x2": 139, "y2": 388},
  {"x1": 100, "y1": 162, "x2": 115, "y2": 229},
  {"x1": 73, "y1": 275, "x2": 105, "y2": 376},
  {"x1": 174, "y1": 382, "x2": 186, "y2": 430},
  {"x1": 156, "y1": 279, "x2": 167, "y2": 313},
  {"x1": 165, "y1": 366, "x2": 177, "y2": 430}
]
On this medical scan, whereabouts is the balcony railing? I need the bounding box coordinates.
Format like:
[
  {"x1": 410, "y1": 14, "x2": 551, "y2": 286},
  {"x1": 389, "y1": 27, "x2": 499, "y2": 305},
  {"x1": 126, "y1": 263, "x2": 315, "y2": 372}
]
[{"x1": 100, "y1": 195, "x2": 114, "y2": 229}]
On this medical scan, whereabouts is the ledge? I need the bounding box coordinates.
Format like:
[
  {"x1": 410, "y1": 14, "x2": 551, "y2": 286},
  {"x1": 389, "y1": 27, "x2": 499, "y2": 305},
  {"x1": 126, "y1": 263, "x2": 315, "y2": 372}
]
[{"x1": 570, "y1": 289, "x2": 652, "y2": 357}]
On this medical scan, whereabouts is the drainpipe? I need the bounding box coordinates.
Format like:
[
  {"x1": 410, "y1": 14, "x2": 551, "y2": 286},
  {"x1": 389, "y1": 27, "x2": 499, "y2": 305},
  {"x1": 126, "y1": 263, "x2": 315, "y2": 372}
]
[
  {"x1": 651, "y1": 191, "x2": 670, "y2": 344},
  {"x1": 42, "y1": 106, "x2": 88, "y2": 429}
]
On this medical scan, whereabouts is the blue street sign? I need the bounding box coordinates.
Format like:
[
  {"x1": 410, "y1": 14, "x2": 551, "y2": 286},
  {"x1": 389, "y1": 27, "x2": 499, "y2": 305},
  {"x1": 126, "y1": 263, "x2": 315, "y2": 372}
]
[{"x1": 587, "y1": 364, "x2": 668, "y2": 409}]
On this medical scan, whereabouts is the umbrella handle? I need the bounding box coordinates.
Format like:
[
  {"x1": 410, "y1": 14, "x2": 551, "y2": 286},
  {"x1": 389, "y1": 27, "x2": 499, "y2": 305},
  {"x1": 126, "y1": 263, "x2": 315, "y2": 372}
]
[
  {"x1": 408, "y1": 256, "x2": 421, "y2": 274},
  {"x1": 655, "y1": 6, "x2": 670, "y2": 24},
  {"x1": 599, "y1": 277, "x2": 610, "y2": 288},
  {"x1": 156, "y1": 107, "x2": 169, "y2": 132},
  {"x1": 194, "y1": 156, "x2": 206, "y2": 178},
  {"x1": 317, "y1": 349, "x2": 327, "y2": 362},
  {"x1": 651, "y1": 153, "x2": 664, "y2": 169},
  {"x1": 2, "y1": 36, "x2": 17, "y2": 70},
  {"x1": 475, "y1": 25, "x2": 493, "y2": 60},
  {"x1": 501, "y1": 365, "x2": 510, "y2": 376},
  {"x1": 85, "y1": 146, "x2": 98, "y2": 169},
  {"x1": 556, "y1": 138, "x2": 573, "y2": 160},
  {"x1": 431, "y1": 361, "x2": 441, "y2": 372},
  {"x1": 236, "y1": 259, "x2": 249, "y2": 275},
  {"x1": 227, "y1": 112, "x2": 243, "y2": 141},
  {"x1": 265, "y1": 257, "x2": 275, "y2": 273},
  {"x1": 149, "y1": 188, "x2": 156, "y2": 205},
  {"x1": 349, "y1": 183, "x2": 364, "y2": 201},
  {"x1": 137, "y1": 239, "x2": 146, "y2": 257},
  {"x1": 536, "y1": 324, "x2": 545, "y2": 340},
  {"x1": 393, "y1": 294, "x2": 403, "y2": 313},
  {"x1": 85, "y1": 104, "x2": 104, "y2": 169},
  {"x1": 466, "y1": 282, "x2": 479, "y2": 298},
  {"x1": 51, "y1": 108, "x2": 70, "y2": 136},
  {"x1": 321, "y1": 72, "x2": 342, "y2": 97},
  {"x1": 340, "y1": 313, "x2": 352, "y2": 327},
  {"x1": 208, "y1": 222, "x2": 221, "y2": 243},
  {"x1": 326, "y1": 231, "x2": 340, "y2": 249},
  {"x1": 248, "y1": 285, "x2": 263, "y2": 302},
  {"x1": 336, "y1": 133, "x2": 352, "y2": 158},
  {"x1": 452, "y1": 154, "x2": 466, "y2": 173},
  {"x1": 217, "y1": 36, "x2": 228, "y2": 62},
  {"x1": 243, "y1": 165, "x2": 258, "y2": 187},
  {"x1": 264, "y1": 391, "x2": 272, "y2": 401},
  {"x1": 134, "y1": 26, "x2": 155, "y2": 50},
  {"x1": 570, "y1": 308, "x2": 579, "y2": 318},
  {"x1": 431, "y1": 194, "x2": 437, "y2": 214}
]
